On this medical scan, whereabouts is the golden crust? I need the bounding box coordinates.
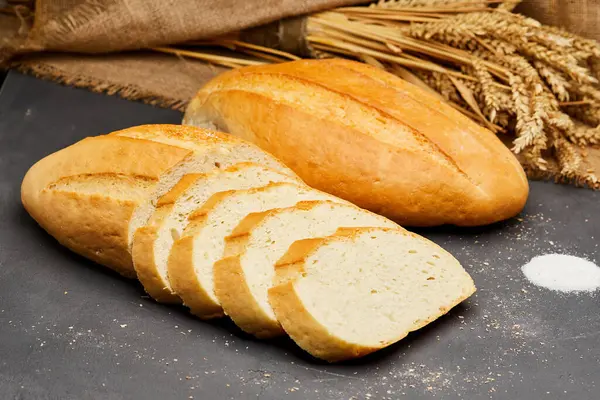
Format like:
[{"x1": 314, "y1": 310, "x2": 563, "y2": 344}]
[
  {"x1": 168, "y1": 235, "x2": 224, "y2": 319},
  {"x1": 37, "y1": 190, "x2": 138, "y2": 278},
  {"x1": 21, "y1": 135, "x2": 192, "y2": 277},
  {"x1": 213, "y1": 255, "x2": 284, "y2": 338},
  {"x1": 111, "y1": 123, "x2": 234, "y2": 145},
  {"x1": 113, "y1": 125, "x2": 297, "y2": 180},
  {"x1": 21, "y1": 135, "x2": 191, "y2": 209},
  {"x1": 185, "y1": 59, "x2": 529, "y2": 226},
  {"x1": 132, "y1": 225, "x2": 181, "y2": 304},
  {"x1": 187, "y1": 89, "x2": 483, "y2": 226}
]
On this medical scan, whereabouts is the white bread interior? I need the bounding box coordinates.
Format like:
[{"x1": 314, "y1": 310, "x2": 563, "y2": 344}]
[
  {"x1": 112, "y1": 125, "x2": 296, "y2": 248},
  {"x1": 213, "y1": 200, "x2": 400, "y2": 338},
  {"x1": 168, "y1": 182, "x2": 347, "y2": 318},
  {"x1": 132, "y1": 163, "x2": 301, "y2": 303},
  {"x1": 269, "y1": 227, "x2": 476, "y2": 362}
]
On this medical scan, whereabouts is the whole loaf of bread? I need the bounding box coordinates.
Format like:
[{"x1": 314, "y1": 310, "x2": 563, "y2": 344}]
[{"x1": 183, "y1": 58, "x2": 529, "y2": 227}]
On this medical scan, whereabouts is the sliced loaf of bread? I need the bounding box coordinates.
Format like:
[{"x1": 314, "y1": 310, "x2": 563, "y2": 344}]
[
  {"x1": 168, "y1": 182, "x2": 347, "y2": 319},
  {"x1": 213, "y1": 201, "x2": 400, "y2": 338},
  {"x1": 132, "y1": 163, "x2": 301, "y2": 303},
  {"x1": 269, "y1": 227, "x2": 476, "y2": 362}
]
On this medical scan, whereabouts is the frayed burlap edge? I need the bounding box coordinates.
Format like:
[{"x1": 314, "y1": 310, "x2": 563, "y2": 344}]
[{"x1": 11, "y1": 59, "x2": 189, "y2": 111}]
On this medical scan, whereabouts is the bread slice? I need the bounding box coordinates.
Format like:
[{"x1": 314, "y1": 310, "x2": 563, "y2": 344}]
[
  {"x1": 111, "y1": 124, "x2": 295, "y2": 248},
  {"x1": 168, "y1": 182, "x2": 348, "y2": 319},
  {"x1": 213, "y1": 201, "x2": 400, "y2": 338},
  {"x1": 132, "y1": 163, "x2": 302, "y2": 303},
  {"x1": 269, "y1": 227, "x2": 476, "y2": 362}
]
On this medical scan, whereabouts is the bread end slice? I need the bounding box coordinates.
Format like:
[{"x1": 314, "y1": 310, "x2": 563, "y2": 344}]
[
  {"x1": 270, "y1": 234, "x2": 382, "y2": 361},
  {"x1": 268, "y1": 227, "x2": 476, "y2": 362},
  {"x1": 268, "y1": 281, "x2": 381, "y2": 362}
]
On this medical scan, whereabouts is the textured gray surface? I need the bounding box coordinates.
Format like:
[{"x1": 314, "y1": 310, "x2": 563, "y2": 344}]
[{"x1": 1, "y1": 72, "x2": 599, "y2": 400}]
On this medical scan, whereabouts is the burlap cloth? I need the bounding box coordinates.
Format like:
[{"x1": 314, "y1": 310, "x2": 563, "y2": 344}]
[
  {"x1": 1, "y1": 0, "x2": 366, "y2": 97},
  {"x1": 515, "y1": 1, "x2": 600, "y2": 43},
  {"x1": 1, "y1": 0, "x2": 599, "y2": 188}
]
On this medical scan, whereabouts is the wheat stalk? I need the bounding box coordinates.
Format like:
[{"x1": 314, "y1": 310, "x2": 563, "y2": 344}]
[
  {"x1": 309, "y1": 2, "x2": 600, "y2": 186},
  {"x1": 152, "y1": 47, "x2": 268, "y2": 68}
]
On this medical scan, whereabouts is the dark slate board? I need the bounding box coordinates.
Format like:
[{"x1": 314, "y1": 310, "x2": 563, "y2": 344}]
[{"x1": 1, "y1": 71, "x2": 599, "y2": 400}]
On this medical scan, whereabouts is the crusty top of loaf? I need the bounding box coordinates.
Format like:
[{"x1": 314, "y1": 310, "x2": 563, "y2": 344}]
[
  {"x1": 21, "y1": 135, "x2": 192, "y2": 220},
  {"x1": 187, "y1": 59, "x2": 529, "y2": 226},
  {"x1": 115, "y1": 124, "x2": 296, "y2": 179},
  {"x1": 111, "y1": 124, "x2": 232, "y2": 145},
  {"x1": 194, "y1": 59, "x2": 526, "y2": 188}
]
